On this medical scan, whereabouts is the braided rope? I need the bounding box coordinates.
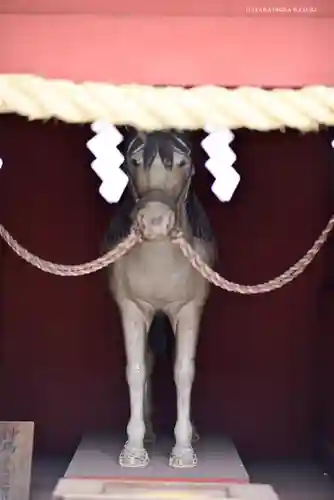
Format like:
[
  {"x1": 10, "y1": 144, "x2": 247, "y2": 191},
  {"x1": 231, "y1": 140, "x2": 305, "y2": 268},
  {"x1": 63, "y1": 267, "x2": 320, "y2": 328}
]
[
  {"x1": 1, "y1": 76, "x2": 334, "y2": 130},
  {"x1": 0, "y1": 224, "x2": 142, "y2": 276},
  {"x1": 1, "y1": 214, "x2": 333, "y2": 292},
  {"x1": 172, "y1": 214, "x2": 334, "y2": 294}
]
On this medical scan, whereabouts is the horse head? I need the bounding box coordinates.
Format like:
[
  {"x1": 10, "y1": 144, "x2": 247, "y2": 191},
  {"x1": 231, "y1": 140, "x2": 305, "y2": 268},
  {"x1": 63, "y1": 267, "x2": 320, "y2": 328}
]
[{"x1": 123, "y1": 129, "x2": 193, "y2": 241}]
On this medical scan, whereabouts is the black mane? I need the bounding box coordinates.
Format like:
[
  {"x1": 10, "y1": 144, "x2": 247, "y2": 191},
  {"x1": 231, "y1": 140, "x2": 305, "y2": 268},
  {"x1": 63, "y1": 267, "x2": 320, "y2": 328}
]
[
  {"x1": 185, "y1": 186, "x2": 215, "y2": 242},
  {"x1": 101, "y1": 188, "x2": 136, "y2": 254}
]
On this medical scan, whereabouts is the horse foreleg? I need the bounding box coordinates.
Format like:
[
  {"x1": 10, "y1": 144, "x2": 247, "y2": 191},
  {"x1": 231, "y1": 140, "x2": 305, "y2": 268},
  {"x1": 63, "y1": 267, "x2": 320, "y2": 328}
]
[
  {"x1": 169, "y1": 303, "x2": 201, "y2": 468},
  {"x1": 119, "y1": 300, "x2": 149, "y2": 467},
  {"x1": 144, "y1": 347, "x2": 156, "y2": 443}
]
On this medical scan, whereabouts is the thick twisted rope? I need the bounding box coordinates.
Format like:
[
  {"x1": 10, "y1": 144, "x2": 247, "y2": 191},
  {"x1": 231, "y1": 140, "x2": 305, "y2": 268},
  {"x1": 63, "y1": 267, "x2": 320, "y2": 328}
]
[
  {"x1": 1, "y1": 75, "x2": 334, "y2": 131},
  {"x1": 1, "y1": 214, "x2": 333, "y2": 293}
]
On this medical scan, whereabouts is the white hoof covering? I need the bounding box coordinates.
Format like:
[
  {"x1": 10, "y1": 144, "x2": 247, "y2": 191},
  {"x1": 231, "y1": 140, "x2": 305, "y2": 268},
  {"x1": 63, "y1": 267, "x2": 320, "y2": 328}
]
[
  {"x1": 169, "y1": 446, "x2": 198, "y2": 468},
  {"x1": 119, "y1": 443, "x2": 149, "y2": 468}
]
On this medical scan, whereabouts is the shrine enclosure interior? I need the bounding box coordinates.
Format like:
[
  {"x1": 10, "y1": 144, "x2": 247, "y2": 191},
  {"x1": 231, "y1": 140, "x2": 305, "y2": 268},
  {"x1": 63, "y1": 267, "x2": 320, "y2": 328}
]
[{"x1": 0, "y1": 0, "x2": 334, "y2": 472}]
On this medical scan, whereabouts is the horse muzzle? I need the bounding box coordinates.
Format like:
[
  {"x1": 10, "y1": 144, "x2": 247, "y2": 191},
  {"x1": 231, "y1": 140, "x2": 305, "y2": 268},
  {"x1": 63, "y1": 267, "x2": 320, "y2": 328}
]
[
  {"x1": 131, "y1": 191, "x2": 178, "y2": 241},
  {"x1": 134, "y1": 201, "x2": 176, "y2": 240}
]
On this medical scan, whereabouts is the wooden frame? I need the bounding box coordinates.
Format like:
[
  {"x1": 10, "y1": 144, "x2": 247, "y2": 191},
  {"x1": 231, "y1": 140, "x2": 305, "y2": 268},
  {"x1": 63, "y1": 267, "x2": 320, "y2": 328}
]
[
  {"x1": 53, "y1": 477, "x2": 280, "y2": 500},
  {"x1": 0, "y1": 422, "x2": 34, "y2": 500}
]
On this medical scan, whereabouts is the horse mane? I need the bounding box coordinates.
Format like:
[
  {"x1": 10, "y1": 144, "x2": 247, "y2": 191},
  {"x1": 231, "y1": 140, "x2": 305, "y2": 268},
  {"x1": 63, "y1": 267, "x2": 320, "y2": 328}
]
[
  {"x1": 185, "y1": 186, "x2": 215, "y2": 242},
  {"x1": 101, "y1": 187, "x2": 136, "y2": 253}
]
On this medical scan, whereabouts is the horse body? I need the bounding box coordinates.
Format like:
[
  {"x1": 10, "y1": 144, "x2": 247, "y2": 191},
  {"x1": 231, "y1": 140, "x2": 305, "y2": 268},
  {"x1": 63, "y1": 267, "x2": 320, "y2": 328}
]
[
  {"x1": 112, "y1": 237, "x2": 211, "y2": 310},
  {"x1": 104, "y1": 130, "x2": 216, "y2": 468}
]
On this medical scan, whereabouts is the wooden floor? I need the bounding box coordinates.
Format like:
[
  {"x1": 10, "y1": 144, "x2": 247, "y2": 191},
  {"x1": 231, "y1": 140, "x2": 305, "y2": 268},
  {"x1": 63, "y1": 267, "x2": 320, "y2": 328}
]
[{"x1": 30, "y1": 455, "x2": 334, "y2": 500}]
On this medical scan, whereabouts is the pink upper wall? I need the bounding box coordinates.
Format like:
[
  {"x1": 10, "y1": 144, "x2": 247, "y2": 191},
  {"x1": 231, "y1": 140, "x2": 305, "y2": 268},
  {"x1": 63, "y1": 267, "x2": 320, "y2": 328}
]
[
  {"x1": 0, "y1": 0, "x2": 333, "y2": 86},
  {"x1": 0, "y1": 0, "x2": 332, "y2": 15}
]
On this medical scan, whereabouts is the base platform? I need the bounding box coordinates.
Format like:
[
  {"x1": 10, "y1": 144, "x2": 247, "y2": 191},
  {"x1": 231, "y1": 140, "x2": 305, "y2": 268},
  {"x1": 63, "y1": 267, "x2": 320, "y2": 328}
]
[
  {"x1": 52, "y1": 434, "x2": 280, "y2": 499},
  {"x1": 64, "y1": 434, "x2": 249, "y2": 482}
]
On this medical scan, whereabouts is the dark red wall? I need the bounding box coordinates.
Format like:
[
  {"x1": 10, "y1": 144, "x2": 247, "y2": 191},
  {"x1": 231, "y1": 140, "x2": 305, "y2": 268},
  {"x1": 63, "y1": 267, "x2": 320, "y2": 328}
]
[
  {"x1": 318, "y1": 225, "x2": 334, "y2": 454},
  {"x1": 0, "y1": 115, "x2": 333, "y2": 459}
]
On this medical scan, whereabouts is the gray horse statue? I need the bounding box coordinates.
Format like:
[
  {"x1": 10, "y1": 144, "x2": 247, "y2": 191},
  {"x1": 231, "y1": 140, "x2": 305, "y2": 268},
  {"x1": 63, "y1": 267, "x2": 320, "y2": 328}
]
[{"x1": 103, "y1": 129, "x2": 216, "y2": 468}]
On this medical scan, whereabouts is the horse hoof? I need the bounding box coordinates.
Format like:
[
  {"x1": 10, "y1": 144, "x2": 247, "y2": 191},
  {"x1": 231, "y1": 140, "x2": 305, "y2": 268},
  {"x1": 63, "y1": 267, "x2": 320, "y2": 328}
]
[
  {"x1": 169, "y1": 446, "x2": 198, "y2": 468},
  {"x1": 119, "y1": 444, "x2": 149, "y2": 468}
]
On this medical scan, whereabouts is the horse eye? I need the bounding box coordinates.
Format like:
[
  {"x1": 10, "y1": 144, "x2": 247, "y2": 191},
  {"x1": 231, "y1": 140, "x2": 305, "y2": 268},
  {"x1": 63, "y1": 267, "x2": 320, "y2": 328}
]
[
  {"x1": 178, "y1": 159, "x2": 187, "y2": 167},
  {"x1": 132, "y1": 158, "x2": 141, "y2": 167}
]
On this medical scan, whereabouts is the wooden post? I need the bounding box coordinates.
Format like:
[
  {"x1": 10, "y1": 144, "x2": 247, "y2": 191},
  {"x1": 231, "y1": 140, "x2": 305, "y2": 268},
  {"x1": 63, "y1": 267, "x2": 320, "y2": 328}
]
[{"x1": 0, "y1": 421, "x2": 34, "y2": 500}]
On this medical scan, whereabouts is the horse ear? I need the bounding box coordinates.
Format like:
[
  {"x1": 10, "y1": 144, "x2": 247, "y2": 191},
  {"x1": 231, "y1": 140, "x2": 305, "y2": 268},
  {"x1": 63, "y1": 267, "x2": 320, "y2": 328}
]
[{"x1": 124, "y1": 125, "x2": 136, "y2": 136}]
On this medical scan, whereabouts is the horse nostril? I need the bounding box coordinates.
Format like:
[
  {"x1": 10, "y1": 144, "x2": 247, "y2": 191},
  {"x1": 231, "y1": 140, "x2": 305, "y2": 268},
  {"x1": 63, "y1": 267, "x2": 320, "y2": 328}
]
[{"x1": 151, "y1": 216, "x2": 163, "y2": 226}]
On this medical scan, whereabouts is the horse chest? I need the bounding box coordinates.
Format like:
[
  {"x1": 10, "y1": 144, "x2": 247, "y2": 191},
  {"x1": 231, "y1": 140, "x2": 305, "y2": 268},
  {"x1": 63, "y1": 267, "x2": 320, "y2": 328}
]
[{"x1": 113, "y1": 241, "x2": 201, "y2": 305}]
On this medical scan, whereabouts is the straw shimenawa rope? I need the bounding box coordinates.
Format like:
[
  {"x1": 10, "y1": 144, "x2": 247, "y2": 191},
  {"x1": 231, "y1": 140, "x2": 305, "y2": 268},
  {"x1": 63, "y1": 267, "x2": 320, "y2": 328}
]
[{"x1": 1, "y1": 75, "x2": 334, "y2": 131}]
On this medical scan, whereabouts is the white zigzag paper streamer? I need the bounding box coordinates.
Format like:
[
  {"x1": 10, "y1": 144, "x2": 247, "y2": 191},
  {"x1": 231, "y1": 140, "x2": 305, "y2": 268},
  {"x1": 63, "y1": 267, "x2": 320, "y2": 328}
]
[
  {"x1": 87, "y1": 121, "x2": 128, "y2": 203},
  {"x1": 201, "y1": 126, "x2": 240, "y2": 202}
]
